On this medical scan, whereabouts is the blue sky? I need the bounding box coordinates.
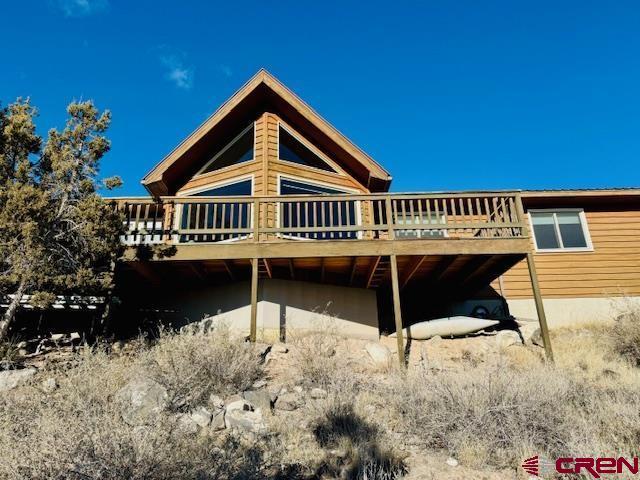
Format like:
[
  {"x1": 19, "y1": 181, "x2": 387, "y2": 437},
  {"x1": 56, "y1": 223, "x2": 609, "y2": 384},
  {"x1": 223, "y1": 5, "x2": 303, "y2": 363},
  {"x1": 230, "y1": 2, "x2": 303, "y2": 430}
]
[{"x1": 1, "y1": 1, "x2": 639, "y2": 195}]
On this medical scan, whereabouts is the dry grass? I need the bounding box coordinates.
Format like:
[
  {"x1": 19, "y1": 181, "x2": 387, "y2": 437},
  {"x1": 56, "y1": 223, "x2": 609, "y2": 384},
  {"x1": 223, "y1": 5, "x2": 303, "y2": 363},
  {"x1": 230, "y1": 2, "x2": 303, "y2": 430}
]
[
  {"x1": 389, "y1": 320, "x2": 640, "y2": 470},
  {"x1": 608, "y1": 309, "x2": 640, "y2": 367},
  {"x1": 2, "y1": 313, "x2": 640, "y2": 479},
  {"x1": 390, "y1": 364, "x2": 575, "y2": 467},
  {"x1": 288, "y1": 319, "x2": 342, "y2": 388},
  {"x1": 142, "y1": 327, "x2": 263, "y2": 409},
  {"x1": 0, "y1": 330, "x2": 271, "y2": 480}
]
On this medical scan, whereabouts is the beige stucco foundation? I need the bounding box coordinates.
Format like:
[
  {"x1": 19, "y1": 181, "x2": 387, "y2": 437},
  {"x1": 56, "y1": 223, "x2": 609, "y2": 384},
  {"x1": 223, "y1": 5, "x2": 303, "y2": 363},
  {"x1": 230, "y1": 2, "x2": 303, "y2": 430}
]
[
  {"x1": 154, "y1": 279, "x2": 380, "y2": 340},
  {"x1": 506, "y1": 296, "x2": 640, "y2": 327}
]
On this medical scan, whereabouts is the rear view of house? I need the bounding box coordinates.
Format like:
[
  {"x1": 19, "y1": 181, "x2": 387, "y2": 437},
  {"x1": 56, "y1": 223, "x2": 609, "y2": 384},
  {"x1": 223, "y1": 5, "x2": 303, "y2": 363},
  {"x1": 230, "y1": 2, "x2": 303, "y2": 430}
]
[{"x1": 110, "y1": 69, "x2": 640, "y2": 361}]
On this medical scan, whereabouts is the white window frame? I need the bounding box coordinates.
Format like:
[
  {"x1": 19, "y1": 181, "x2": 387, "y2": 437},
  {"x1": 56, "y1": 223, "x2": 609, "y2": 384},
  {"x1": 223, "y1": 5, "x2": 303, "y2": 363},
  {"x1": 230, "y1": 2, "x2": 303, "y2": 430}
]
[
  {"x1": 276, "y1": 121, "x2": 343, "y2": 175},
  {"x1": 528, "y1": 208, "x2": 593, "y2": 253},
  {"x1": 276, "y1": 174, "x2": 363, "y2": 240},
  {"x1": 194, "y1": 122, "x2": 256, "y2": 177},
  {"x1": 176, "y1": 174, "x2": 254, "y2": 243}
]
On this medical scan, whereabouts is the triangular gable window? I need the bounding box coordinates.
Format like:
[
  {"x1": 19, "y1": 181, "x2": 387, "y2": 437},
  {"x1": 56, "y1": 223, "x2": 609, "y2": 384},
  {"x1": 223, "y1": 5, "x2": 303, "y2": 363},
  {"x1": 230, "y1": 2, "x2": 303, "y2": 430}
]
[
  {"x1": 200, "y1": 124, "x2": 254, "y2": 174},
  {"x1": 278, "y1": 125, "x2": 337, "y2": 173}
]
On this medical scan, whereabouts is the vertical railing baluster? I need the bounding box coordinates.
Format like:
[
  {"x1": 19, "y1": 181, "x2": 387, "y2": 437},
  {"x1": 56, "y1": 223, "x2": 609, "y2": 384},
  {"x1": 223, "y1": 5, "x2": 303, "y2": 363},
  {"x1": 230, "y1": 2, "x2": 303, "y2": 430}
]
[
  {"x1": 220, "y1": 203, "x2": 227, "y2": 241},
  {"x1": 337, "y1": 199, "x2": 343, "y2": 239},
  {"x1": 134, "y1": 203, "x2": 141, "y2": 244},
  {"x1": 328, "y1": 201, "x2": 334, "y2": 239},
  {"x1": 385, "y1": 196, "x2": 395, "y2": 240},
  {"x1": 304, "y1": 201, "x2": 309, "y2": 239},
  {"x1": 211, "y1": 202, "x2": 218, "y2": 242},
  {"x1": 377, "y1": 200, "x2": 384, "y2": 238},
  {"x1": 253, "y1": 199, "x2": 260, "y2": 242},
  {"x1": 312, "y1": 201, "x2": 318, "y2": 239}
]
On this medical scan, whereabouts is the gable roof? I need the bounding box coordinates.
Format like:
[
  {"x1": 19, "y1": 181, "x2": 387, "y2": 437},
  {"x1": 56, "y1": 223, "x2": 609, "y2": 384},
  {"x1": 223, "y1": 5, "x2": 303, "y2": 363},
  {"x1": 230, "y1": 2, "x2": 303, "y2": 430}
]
[{"x1": 141, "y1": 69, "x2": 392, "y2": 196}]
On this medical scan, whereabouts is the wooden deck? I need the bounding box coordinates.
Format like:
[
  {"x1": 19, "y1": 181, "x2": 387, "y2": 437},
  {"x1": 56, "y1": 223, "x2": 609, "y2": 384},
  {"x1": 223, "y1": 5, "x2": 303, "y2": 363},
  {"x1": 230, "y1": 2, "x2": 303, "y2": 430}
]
[
  {"x1": 114, "y1": 191, "x2": 529, "y2": 253},
  {"x1": 110, "y1": 191, "x2": 553, "y2": 362}
]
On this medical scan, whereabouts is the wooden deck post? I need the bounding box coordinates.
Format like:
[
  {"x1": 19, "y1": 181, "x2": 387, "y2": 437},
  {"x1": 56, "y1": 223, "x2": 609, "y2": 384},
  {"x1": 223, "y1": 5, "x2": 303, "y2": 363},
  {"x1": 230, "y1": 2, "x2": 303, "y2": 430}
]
[
  {"x1": 250, "y1": 258, "x2": 258, "y2": 343},
  {"x1": 526, "y1": 253, "x2": 553, "y2": 361},
  {"x1": 389, "y1": 254, "x2": 406, "y2": 367}
]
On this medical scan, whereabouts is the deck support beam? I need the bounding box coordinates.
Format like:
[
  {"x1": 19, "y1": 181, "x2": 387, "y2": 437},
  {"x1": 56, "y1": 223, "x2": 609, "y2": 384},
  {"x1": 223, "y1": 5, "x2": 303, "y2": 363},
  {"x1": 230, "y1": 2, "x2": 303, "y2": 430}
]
[
  {"x1": 389, "y1": 254, "x2": 405, "y2": 367},
  {"x1": 223, "y1": 260, "x2": 235, "y2": 280},
  {"x1": 526, "y1": 253, "x2": 553, "y2": 361},
  {"x1": 263, "y1": 259, "x2": 272, "y2": 279},
  {"x1": 400, "y1": 255, "x2": 426, "y2": 290},
  {"x1": 249, "y1": 258, "x2": 258, "y2": 343},
  {"x1": 288, "y1": 259, "x2": 295, "y2": 280},
  {"x1": 349, "y1": 257, "x2": 358, "y2": 286},
  {"x1": 366, "y1": 256, "x2": 381, "y2": 289}
]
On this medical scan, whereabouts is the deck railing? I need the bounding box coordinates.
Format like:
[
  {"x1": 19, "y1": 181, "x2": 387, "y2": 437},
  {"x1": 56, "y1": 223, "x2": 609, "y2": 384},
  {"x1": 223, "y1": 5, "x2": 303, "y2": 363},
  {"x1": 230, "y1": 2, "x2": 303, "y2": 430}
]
[{"x1": 111, "y1": 192, "x2": 526, "y2": 246}]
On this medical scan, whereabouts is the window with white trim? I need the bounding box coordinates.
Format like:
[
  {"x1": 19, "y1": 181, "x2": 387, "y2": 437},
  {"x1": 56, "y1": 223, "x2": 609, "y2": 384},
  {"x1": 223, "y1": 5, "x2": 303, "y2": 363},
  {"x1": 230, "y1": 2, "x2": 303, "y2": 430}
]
[{"x1": 529, "y1": 209, "x2": 592, "y2": 251}]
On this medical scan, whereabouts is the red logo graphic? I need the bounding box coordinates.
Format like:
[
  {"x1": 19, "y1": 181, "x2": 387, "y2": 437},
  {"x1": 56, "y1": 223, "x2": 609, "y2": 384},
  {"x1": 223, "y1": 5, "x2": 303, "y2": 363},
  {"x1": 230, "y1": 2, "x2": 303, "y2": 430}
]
[
  {"x1": 522, "y1": 455, "x2": 540, "y2": 476},
  {"x1": 522, "y1": 455, "x2": 640, "y2": 478}
]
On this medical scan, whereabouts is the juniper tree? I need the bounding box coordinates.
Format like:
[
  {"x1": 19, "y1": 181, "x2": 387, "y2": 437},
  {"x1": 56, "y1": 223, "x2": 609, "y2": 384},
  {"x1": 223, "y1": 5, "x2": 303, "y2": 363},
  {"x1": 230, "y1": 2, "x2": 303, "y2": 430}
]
[
  {"x1": 0, "y1": 100, "x2": 47, "y2": 339},
  {"x1": 0, "y1": 100, "x2": 123, "y2": 341}
]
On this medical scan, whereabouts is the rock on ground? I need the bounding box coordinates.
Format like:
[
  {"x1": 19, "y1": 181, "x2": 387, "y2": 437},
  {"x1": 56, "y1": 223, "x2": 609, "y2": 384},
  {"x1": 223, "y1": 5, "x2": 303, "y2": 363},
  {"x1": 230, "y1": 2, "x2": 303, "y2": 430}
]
[
  {"x1": 520, "y1": 323, "x2": 543, "y2": 347},
  {"x1": 224, "y1": 399, "x2": 265, "y2": 433},
  {"x1": 208, "y1": 393, "x2": 225, "y2": 410},
  {"x1": 189, "y1": 406, "x2": 213, "y2": 428},
  {"x1": 310, "y1": 388, "x2": 327, "y2": 399},
  {"x1": 243, "y1": 389, "x2": 273, "y2": 412},
  {"x1": 115, "y1": 378, "x2": 169, "y2": 426},
  {"x1": 495, "y1": 330, "x2": 521, "y2": 349},
  {"x1": 0, "y1": 368, "x2": 36, "y2": 392},
  {"x1": 176, "y1": 414, "x2": 200, "y2": 435},
  {"x1": 365, "y1": 342, "x2": 392, "y2": 365},
  {"x1": 271, "y1": 344, "x2": 288, "y2": 354},
  {"x1": 275, "y1": 392, "x2": 305, "y2": 411},
  {"x1": 41, "y1": 377, "x2": 58, "y2": 393},
  {"x1": 211, "y1": 409, "x2": 226, "y2": 430}
]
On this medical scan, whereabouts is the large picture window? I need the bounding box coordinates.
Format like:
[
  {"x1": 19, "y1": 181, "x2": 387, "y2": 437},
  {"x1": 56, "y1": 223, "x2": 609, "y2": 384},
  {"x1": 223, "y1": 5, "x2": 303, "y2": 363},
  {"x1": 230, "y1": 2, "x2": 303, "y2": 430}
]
[
  {"x1": 530, "y1": 209, "x2": 592, "y2": 251},
  {"x1": 279, "y1": 177, "x2": 358, "y2": 239},
  {"x1": 278, "y1": 125, "x2": 337, "y2": 173},
  {"x1": 198, "y1": 124, "x2": 254, "y2": 175},
  {"x1": 180, "y1": 178, "x2": 253, "y2": 242}
]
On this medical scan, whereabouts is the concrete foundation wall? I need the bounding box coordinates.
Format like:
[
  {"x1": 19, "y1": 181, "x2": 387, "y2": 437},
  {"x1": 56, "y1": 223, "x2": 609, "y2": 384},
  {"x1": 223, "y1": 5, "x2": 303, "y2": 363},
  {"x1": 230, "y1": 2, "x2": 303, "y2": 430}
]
[
  {"x1": 506, "y1": 296, "x2": 640, "y2": 327},
  {"x1": 443, "y1": 296, "x2": 640, "y2": 328},
  {"x1": 150, "y1": 279, "x2": 379, "y2": 340}
]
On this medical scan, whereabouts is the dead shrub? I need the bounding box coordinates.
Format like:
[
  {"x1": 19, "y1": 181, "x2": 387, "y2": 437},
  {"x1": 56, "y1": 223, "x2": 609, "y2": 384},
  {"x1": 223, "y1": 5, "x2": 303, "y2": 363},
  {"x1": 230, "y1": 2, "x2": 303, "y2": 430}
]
[
  {"x1": 390, "y1": 364, "x2": 575, "y2": 468},
  {"x1": 609, "y1": 310, "x2": 640, "y2": 367},
  {"x1": 291, "y1": 331, "x2": 340, "y2": 388},
  {"x1": 142, "y1": 327, "x2": 263, "y2": 409},
  {"x1": 0, "y1": 333, "x2": 274, "y2": 480}
]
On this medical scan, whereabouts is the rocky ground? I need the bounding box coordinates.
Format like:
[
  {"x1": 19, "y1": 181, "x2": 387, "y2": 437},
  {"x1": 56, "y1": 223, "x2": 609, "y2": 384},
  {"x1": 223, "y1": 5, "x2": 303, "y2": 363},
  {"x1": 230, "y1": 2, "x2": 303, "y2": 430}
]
[{"x1": 0, "y1": 322, "x2": 562, "y2": 479}]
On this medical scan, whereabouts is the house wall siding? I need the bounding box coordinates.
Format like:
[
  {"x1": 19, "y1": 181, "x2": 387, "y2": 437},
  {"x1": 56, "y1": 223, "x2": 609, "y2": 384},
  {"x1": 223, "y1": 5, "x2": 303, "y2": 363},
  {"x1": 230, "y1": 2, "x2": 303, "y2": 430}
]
[
  {"x1": 498, "y1": 209, "x2": 640, "y2": 299},
  {"x1": 176, "y1": 112, "x2": 369, "y2": 197}
]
